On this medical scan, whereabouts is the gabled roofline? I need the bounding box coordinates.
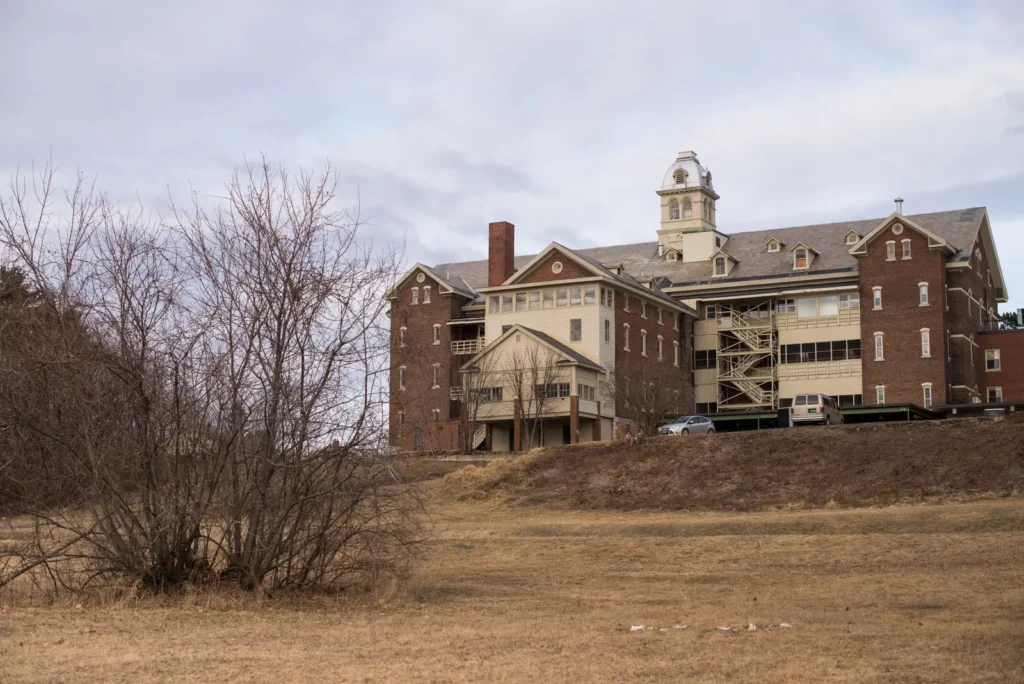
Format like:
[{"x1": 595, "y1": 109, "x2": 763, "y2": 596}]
[
  {"x1": 788, "y1": 241, "x2": 820, "y2": 255},
  {"x1": 498, "y1": 242, "x2": 602, "y2": 287},
  {"x1": 848, "y1": 213, "x2": 953, "y2": 256},
  {"x1": 976, "y1": 209, "x2": 1009, "y2": 303},
  {"x1": 709, "y1": 249, "x2": 738, "y2": 263},
  {"x1": 459, "y1": 324, "x2": 606, "y2": 373},
  {"x1": 478, "y1": 274, "x2": 696, "y2": 317},
  {"x1": 386, "y1": 263, "x2": 475, "y2": 301}
]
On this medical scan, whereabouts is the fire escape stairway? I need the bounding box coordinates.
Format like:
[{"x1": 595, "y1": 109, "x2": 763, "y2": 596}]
[{"x1": 719, "y1": 311, "x2": 776, "y2": 407}]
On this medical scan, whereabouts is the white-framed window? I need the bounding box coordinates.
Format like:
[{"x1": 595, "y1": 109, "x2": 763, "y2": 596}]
[
  {"x1": 570, "y1": 287, "x2": 582, "y2": 306},
  {"x1": 919, "y1": 283, "x2": 929, "y2": 306},
  {"x1": 556, "y1": 288, "x2": 568, "y2": 308},
  {"x1": 673, "y1": 313, "x2": 679, "y2": 331},
  {"x1": 947, "y1": 330, "x2": 951, "y2": 361},
  {"x1": 922, "y1": 383, "x2": 932, "y2": 409},
  {"x1": 502, "y1": 294, "x2": 513, "y2": 312},
  {"x1": 794, "y1": 248, "x2": 809, "y2": 269},
  {"x1": 411, "y1": 287, "x2": 419, "y2": 305},
  {"x1": 714, "y1": 256, "x2": 726, "y2": 276},
  {"x1": 623, "y1": 295, "x2": 630, "y2": 313},
  {"x1": 876, "y1": 385, "x2": 886, "y2": 405},
  {"x1": 682, "y1": 198, "x2": 693, "y2": 218},
  {"x1": 543, "y1": 290, "x2": 554, "y2": 309},
  {"x1": 872, "y1": 287, "x2": 882, "y2": 310},
  {"x1": 885, "y1": 241, "x2": 896, "y2": 261},
  {"x1": 944, "y1": 286, "x2": 949, "y2": 310},
  {"x1": 706, "y1": 304, "x2": 718, "y2": 319},
  {"x1": 640, "y1": 301, "x2": 647, "y2": 319},
  {"x1": 839, "y1": 293, "x2": 860, "y2": 310},
  {"x1": 657, "y1": 308, "x2": 663, "y2": 325},
  {"x1": 901, "y1": 240, "x2": 911, "y2": 260},
  {"x1": 432, "y1": 408, "x2": 441, "y2": 421},
  {"x1": 489, "y1": 296, "x2": 499, "y2": 314},
  {"x1": 569, "y1": 318, "x2": 582, "y2": 342},
  {"x1": 604, "y1": 319, "x2": 611, "y2": 343},
  {"x1": 988, "y1": 386, "x2": 1003, "y2": 402},
  {"x1": 640, "y1": 330, "x2": 648, "y2": 356},
  {"x1": 968, "y1": 289, "x2": 973, "y2": 319},
  {"x1": 529, "y1": 291, "x2": 540, "y2": 311},
  {"x1": 399, "y1": 366, "x2": 407, "y2": 391},
  {"x1": 432, "y1": 364, "x2": 441, "y2": 389},
  {"x1": 584, "y1": 287, "x2": 596, "y2": 305},
  {"x1": 433, "y1": 324, "x2": 441, "y2": 345},
  {"x1": 399, "y1": 326, "x2": 407, "y2": 347},
  {"x1": 669, "y1": 199, "x2": 680, "y2": 220},
  {"x1": 986, "y1": 349, "x2": 1001, "y2": 371},
  {"x1": 767, "y1": 240, "x2": 780, "y2": 252},
  {"x1": 515, "y1": 292, "x2": 527, "y2": 312},
  {"x1": 920, "y1": 328, "x2": 931, "y2": 358},
  {"x1": 673, "y1": 341, "x2": 680, "y2": 367},
  {"x1": 398, "y1": 410, "x2": 405, "y2": 425},
  {"x1": 846, "y1": 232, "x2": 859, "y2": 245},
  {"x1": 623, "y1": 323, "x2": 630, "y2": 351},
  {"x1": 657, "y1": 335, "x2": 664, "y2": 360},
  {"x1": 423, "y1": 286, "x2": 431, "y2": 303},
  {"x1": 874, "y1": 332, "x2": 884, "y2": 361}
]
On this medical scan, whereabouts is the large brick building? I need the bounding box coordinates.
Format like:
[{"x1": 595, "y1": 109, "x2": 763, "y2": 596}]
[{"x1": 388, "y1": 150, "x2": 1018, "y2": 453}]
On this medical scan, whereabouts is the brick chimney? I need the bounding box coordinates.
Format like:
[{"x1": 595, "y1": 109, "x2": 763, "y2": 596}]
[{"x1": 488, "y1": 221, "x2": 515, "y2": 286}]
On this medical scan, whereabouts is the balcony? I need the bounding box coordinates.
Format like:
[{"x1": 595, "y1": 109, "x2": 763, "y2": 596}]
[
  {"x1": 778, "y1": 359, "x2": 861, "y2": 380},
  {"x1": 450, "y1": 387, "x2": 463, "y2": 401},
  {"x1": 451, "y1": 339, "x2": 482, "y2": 355}
]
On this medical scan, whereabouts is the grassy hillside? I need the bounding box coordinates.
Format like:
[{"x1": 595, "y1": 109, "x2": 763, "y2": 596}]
[{"x1": 440, "y1": 415, "x2": 1024, "y2": 511}]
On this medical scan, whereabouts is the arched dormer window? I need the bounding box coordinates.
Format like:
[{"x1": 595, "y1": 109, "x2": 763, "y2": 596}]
[
  {"x1": 704, "y1": 171, "x2": 712, "y2": 187},
  {"x1": 673, "y1": 168, "x2": 687, "y2": 185},
  {"x1": 767, "y1": 239, "x2": 780, "y2": 253},
  {"x1": 713, "y1": 256, "x2": 727, "y2": 277},
  {"x1": 682, "y1": 198, "x2": 693, "y2": 218},
  {"x1": 846, "y1": 232, "x2": 860, "y2": 245},
  {"x1": 794, "y1": 248, "x2": 809, "y2": 269},
  {"x1": 669, "y1": 199, "x2": 680, "y2": 220}
]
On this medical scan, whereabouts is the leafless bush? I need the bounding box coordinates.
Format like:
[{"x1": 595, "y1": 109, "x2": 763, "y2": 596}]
[{"x1": 0, "y1": 158, "x2": 419, "y2": 595}]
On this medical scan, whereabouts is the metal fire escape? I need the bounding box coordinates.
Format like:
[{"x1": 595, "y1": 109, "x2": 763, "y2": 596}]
[{"x1": 716, "y1": 300, "x2": 777, "y2": 410}]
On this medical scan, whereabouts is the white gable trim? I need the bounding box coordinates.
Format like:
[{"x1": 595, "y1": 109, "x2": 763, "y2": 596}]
[
  {"x1": 459, "y1": 324, "x2": 605, "y2": 373},
  {"x1": 498, "y1": 242, "x2": 603, "y2": 287},
  {"x1": 387, "y1": 263, "x2": 471, "y2": 300},
  {"x1": 848, "y1": 213, "x2": 952, "y2": 256}
]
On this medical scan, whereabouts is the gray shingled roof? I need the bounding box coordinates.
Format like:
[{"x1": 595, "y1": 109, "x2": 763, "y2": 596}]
[
  {"x1": 433, "y1": 208, "x2": 986, "y2": 290},
  {"x1": 519, "y1": 327, "x2": 604, "y2": 371}
]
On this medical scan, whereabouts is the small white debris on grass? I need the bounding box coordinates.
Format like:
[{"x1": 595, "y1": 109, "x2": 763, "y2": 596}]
[
  {"x1": 779, "y1": 623, "x2": 792, "y2": 628},
  {"x1": 630, "y1": 625, "x2": 645, "y2": 632},
  {"x1": 747, "y1": 624, "x2": 757, "y2": 632},
  {"x1": 715, "y1": 626, "x2": 732, "y2": 632},
  {"x1": 672, "y1": 624, "x2": 687, "y2": 630}
]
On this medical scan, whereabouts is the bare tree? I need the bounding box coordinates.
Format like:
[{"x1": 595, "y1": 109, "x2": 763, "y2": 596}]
[
  {"x1": 608, "y1": 357, "x2": 683, "y2": 438},
  {"x1": 502, "y1": 345, "x2": 562, "y2": 450},
  {"x1": 459, "y1": 351, "x2": 499, "y2": 453}
]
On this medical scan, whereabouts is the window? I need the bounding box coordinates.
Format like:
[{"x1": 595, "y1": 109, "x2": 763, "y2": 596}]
[
  {"x1": 640, "y1": 301, "x2": 647, "y2": 319},
  {"x1": 478, "y1": 387, "x2": 503, "y2": 403},
  {"x1": 696, "y1": 402, "x2": 718, "y2": 414},
  {"x1": 794, "y1": 248, "x2": 809, "y2": 269},
  {"x1": 797, "y1": 297, "x2": 818, "y2": 318},
  {"x1": 411, "y1": 287, "x2": 419, "y2": 305},
  {"x1": 431, "y1": 409, "x2": 441, "y2": 421},
  {"x1": 874, "y1": 332, "x2": 884, "y2": 361},
  {"x1": 673, "y1": 341, "x2": 680, "y2": 366},
  {"x1": 515, "y1": 292, "x2": 527, "y2": 311},
  {"x1": 604, "y1": 319, "x2": 611, "y2": 343},
  {"x1": 818, "y1": 296, "x2": 838, "y2": 317},
  {"x1": 682, "y1": 198, "x2": 693, "y2": 218},
  {"x1": 556, "y1": 289, "x2": 568, "y2": 308},
  {"x1": 876, "y1": 385, "x2": 886, "y2": 404},
  {"x1": 399, "y1": 327, "x2": 407, "y2": 347},
  {"x1": 839, "y1": 293, "x2": 860, "y2": 310},
  {"x1": 623, "y1": 295, "x2": 630, "y2": 312},
  {"x1": 623, "y1": 323, "x2": 630, "y2": 351},
  {"x1": 399, "y1": 366, "x2": 406, "y2": 391},
  {"x1": 432, "y1": 364, "x2": 441, "y2": 388},
  {"x1": 551, "y1": 261, "x2": 563, "y2": 274},
  {"x1": 529, "y1": 291, "x2": 540, "y2": 311},
  {"x1": 920, "y1": 329, "x2": 931, "y2": 358},
  {"x1": 922, "y1": 384, "x2": 932, "y2": 409},
  {"x1": 657, "y1": 308, "x2": 663, "y2": 325},
  {"x1": 398, "y1": 410, "x2": 405, "y2": 424},
  {"x1": 705, "y1": 304, "x2": 717, "y2": 319},
  {"x1": 570, "y1": 287, "x2": 582, "y2": 306},
  {"x1": 919, "y1": 283, "x2": 929, "y2": 306},
  {"x1": 777, "y1": 298, "x2": 796, "y2": 314},
  {"x1": 846, "y1": 233, "x2": 859, "y2": 245},
  {"x1": 423, "y1": 286, "x2": 431, "y2": 303},
  {"x1": 433, "y1": 324, "x2": 441, "y2": 345},
  {"x1": 767, "y1": 240, "x2": 780, "y2": 252},
  {"x1": 944, "y1": 286, "x2": 949, "y2": 310},
  {"x1": 543, "y1": 290, "x2": 554, "y2": 309},
  {"x1": 640, "y1": 330, "x2": 648, "y2": 356},
  {"x1": 988, "y1": 386, "x2": 1003, "y2": 403},
  {"x1": 584, "y1": 287, "x2": 596, "y2": 305},
  {"x1": 886, "y1": 241, "x2": 896, "y2": 261},
  {"x1": 569, "y1": 318, "x2": 582, "y2": 342},
  {"x1": 502, "y1": 294, "x2": 513, "y2": 312},
  {"x1": 673, "y1": 313, "x2": 679, "y2": 331},
  {"x1": 577, "y1": 384, "x2": 596, "y2": 401},
  {"x1": 695, "y1": 350, "x2": 717, "y2": 369},
  {"x1": 674, "y1": 168, "x2": 687, "y2": 184},
  {"x1": 714, "y1": 257, "x2": 726, "y2": 276},
  {"x1": 489, "y1": 296, "x2": 499, "y2": 314},
  {"x1": 986, "y1": 349, "x2": 1001, "y2": 371},
  {"x1": 657, "y1": 335, "x2": 664, "y2": 360},
  {"x1": 872, "y1": 287, "x2": 882, "y2": 310},
  {"x1": 535, "y1": 383, "x2": 570, "y2": 399},
  {"x1": 669, "y1": 199, "x2": 680, "y2": 219},
  {"x1": 901, "y1": 240, "x2": 911, "y2": 260}
]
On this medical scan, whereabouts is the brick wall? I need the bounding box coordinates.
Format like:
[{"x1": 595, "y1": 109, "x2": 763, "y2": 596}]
[
  {"x1": 945, "y1": 235, "x2": 998, "y2": 402},
  {"x1": 858, "y1": 223, "x2": 948, "y2": 406},
  {"x1": 516, "y1": 251, "x2": 591, "y2": 284},
  {"x1": 978, "y1": 330, "x2": 1024, "y2": 402}
]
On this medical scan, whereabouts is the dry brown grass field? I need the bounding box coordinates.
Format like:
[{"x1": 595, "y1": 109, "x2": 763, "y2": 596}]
[{"x1": 2, "y1": 495, "x2": 1023, "y2": 683}]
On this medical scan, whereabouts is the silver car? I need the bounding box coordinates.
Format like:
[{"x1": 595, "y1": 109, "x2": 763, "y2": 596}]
[{"x1": 659, "y1": 415, "x2": 716, "y2": 436}]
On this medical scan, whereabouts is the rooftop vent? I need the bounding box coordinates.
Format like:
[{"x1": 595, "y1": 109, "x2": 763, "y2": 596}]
[{"x1": 894, "y1": 197, "x2": 904, "y2": 213}]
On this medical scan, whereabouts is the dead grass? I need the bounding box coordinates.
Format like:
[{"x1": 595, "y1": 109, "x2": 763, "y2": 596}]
[{"x1": 2, "y1": 497, "x2": 1023, "y2": 682}]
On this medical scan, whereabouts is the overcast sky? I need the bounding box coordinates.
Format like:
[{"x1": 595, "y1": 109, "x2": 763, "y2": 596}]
[{"x1": 2, "y1": 1, "x2": 1023, "y2": 308}]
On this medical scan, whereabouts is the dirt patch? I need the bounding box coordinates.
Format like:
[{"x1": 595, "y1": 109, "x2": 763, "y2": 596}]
[{"x1": 436, "y1": 415, "x2": 1024, "y2": 511}]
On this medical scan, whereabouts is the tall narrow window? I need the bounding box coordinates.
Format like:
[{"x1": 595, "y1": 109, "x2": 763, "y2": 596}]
[
  {"x1": 920, "y1": 329, "x2": 931, "y2": 358},
  {"x1": 657, "y1": 308, "x2": 663, "y2": 325},
  {"x1": 423, "y1": 286, "x2": 431, "y2": 303},
  {"x1": 515, "y1": 292, "x2": 527, "y2": 311},
  {"x1": 570, "y1": 287, "x2": 582, "y2": 306},
  {"x1": 623, "y1": 323, "x2": 630, "y2": 351},
  {"x1": 922, "y1": 384, "x2": 932, "y2": 409},
  {"x1": 919, "y1": 283, "x2": 929, "y2": 306},
  {"x1": 543, "y1": 290, "x2": 554, "y2": 309},
  {"x1": 886, "y1": 241, "x2": 896, "y2": 261},
  {"x1": 399, "y1": 366, "x2": 407, "y2": 391},
  {"x1": 640, "y1": 302, "x2": 647, "y2": 319},
  {"x1": 529, "y1": 292, "x2": 540, "y2": 310},
  {"x1": 623, "y1": 295, "x2": 630, "y2": 313},
  {"x1": 604, "y1": 319, "x2": 611, "y2": 343},
  {"x1": 682, "y1": 198, "x2": 693, "y2": 218},
  {"x1": 794, "y1": 248, "x2": 808, "y2": 269},
  {"x1": 432, "y1": 364, "x2": 441, "y2": 389},
  {"x1": 433, "y1": 324, "x2": 441, "y2": 345},
  {"x1": 640, "y1": 330, "x2": 648, "y2": 356},
  {"x1": 673, "y1": 341, "x2": 680, "y2": 366},
  {"x1": 901, "y1": 240, "x2": 911, "y2": 260},
  {"x1": 399, "y1": 327, "x2": 407, "y2": 347},
  {"x1": 872, "y1": 287, "x2": 882, "y2": 310},
  {"x1": 569, "y1": 318, "x2": 582, "y2": 342},
  {"x1": 673, "y1": 313, "x2": 679, "y2": 331},
  {"x1": 986, "y1": 349, "x2": 1001, "y2": 371},
  {"x1": 876, "y1": 385, "x2": 886, "y2": 404},
  {"x1": 489, "y1": 296, "x2": 499, "y2": 314},
  {"x1": 874, "y1": 332, "x2": 884, "y2": 361},
  {"x1": 657, "y1": 335, "x2": 664, "y2": 360},
  {"x1": 669, "y1": 199, "x2": 680, "y2": 219},
  {"x1": 411, "y1": 287, "x2": 419, "y2": 305},
  {"x1": 714, "y1": 257, "x2": 726, "y2": 276},
  {"x1": 556, "y1": 289, "x2": 568, "y2": 308}
]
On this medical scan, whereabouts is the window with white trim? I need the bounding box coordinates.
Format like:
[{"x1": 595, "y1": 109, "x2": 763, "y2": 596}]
[
  {"x1": 901, "y1": 240, "x2": 911, "y2": 260},
  {"x1": 529, "y1": 292, "x2": 540, "y2": 311},
  {"x1": 657, "y1": 335, "x2": 664, "y2": 360},
  {"x1": 398, "y1": 410, "x2": 405, "y2": 424},
  {"x1": 604, "y1": 319, "x2": 611, "y2": 344},
  {"x1": 515, "y1": 292, "x2": 527, "y2": 311},
  {"x1": 543, "y1": 290, "x2": 554, "y2": 309},
  {"x1": 411, "y1": 287, "x2": 419, "y2": 305},
  {"x1": 623, "y1": 295, "x2": 630, "y2": 313},
  {"x1": 502, "y1": 294, "x2": 513, "y2": 312},
  {"x1": 919, "y1": 283, "x2": 928, "y2": 306},
  {"x1": 399, "y1": 327, "x2": 407, "y2": 347},
  {"x1": 714, "y1": 256, "x2": 727, "y2": 276},
  {"x1": 432, "y1": 408, "x2": 441, "y2": 421},
  {"x1": 682, "y1": 198, "x2": 693, "y2": 218},
  {"x1": 673, "y1": 313, "x2": 679, "y2": 331},
  {"x1": 673, "y1": 341, "x2": 679, "y2": 366},
  {"x1": 423, "y1": 286, "x2": 431, "y2": 303},
  {"x1": 433, "y1": 324, "x2": 441, "y2": 345},
  {"x1": 985, "y1": 349, "x2": 1001, "y2": 371},
  {"x1": 432, "y1": 364, "x2": 441, "y2": 389},
  {"x1": 794, "y1": 248, "x2": 809, "y2": 269},
  {"x1": 944, "y1": 286, "x2": 949, "y2": 310},
  {"x1": 876, "y1": 385, "x2": 886, "y2": 404},
  {"x1": 872, "y1": 287, "x2": 882, "y2": 310},
  {"x1": 623, "y1": 323, "x2": 630, "y2": 351},
  {"x1": 922, "y1": 383, "x2": 932, "y2": 409},
  {"x1": 399, "y1": 366, "x2": 407, "y2": 391},
  {"x1": 767, "y1": 240, "x2": 780, "y2": 252},
  {"x1": 489, "y1": 296, "x2": 499, "y2": 314},
  {"x1": 669, "y1": 199, "x2": 680, "y2": 220},
  {"x1": 886, "y1": 241, "x2": 896, "y2": 261},
  {"x1": 968, "y1": 289, "x2": 973, "y2": 319},
  {"x1": 569, "y1": 318, "x2": 582, "y2": 342},
  {"x1": 988, "y1": 386, "x2": 1003, "y2": 402},
  {"x1": 657, "y1": 308, "x2": 663, "y2": 325},
  {"x1": 846, "y1": 232, "x2": 859, "y2": 245},
  {"x1": 640, "y1": 330, "x2": 648, "y2": 356},
  {"x1": 920, "y1": 329, "x2": 930, "y2": 358},
  {"x1": 640, "y1": 301, "x2": 647, "y2": 319},
  {"x1": 874, "y1": 332, "x2": 884, "y2": 361}
]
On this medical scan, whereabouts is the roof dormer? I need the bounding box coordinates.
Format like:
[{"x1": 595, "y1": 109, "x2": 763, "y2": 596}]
[
  {"x1": 789, "y1": 242, "x2": 819, "y2": 270},
  {"x1": 663, "y1": 247, "x2": 682, "y2": 262},
  {"x1": 765, "y1": 237, "x2": 784, "y2": 253},
  {"x1": 844, "y1": 230, "x2": 861, "y2": 245},
  {"x1": 710, "y1": 250, "x2": 737, "y2": 277}
]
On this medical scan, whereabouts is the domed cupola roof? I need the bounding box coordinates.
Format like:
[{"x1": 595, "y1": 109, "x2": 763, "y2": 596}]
[{"x1": 661, "y1": 150, "x2": 714, "y2": 193}]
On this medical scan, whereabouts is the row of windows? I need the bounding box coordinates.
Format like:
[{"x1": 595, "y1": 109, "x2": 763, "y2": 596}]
[
  {"x1": 776, "y1": 293, "x2": 860, "y2": 317},
  {"x1": 869, "y1": 284, "x2": 929, "y2": 310},
  {"x1": 872, "y1": 329, "x2": 932, "y2": 361},
  {"x1": 536, "y1": 383, "x2": 571, "y2": 399},
  {"x1": 396, "y1": 364, "x2": 442, "y2": 391},
  {"x1": 873, "y1": 384, "x2": 933, "y2": 409},
  {"x1": 397, "y1": 325, "x2": 444, "y2": 347},
  {"x1": 780, "y1": 340, "x2": 862, "y2": 364},
  {"x1": 489, "y1": 286, "x2": 603, "y2": 313},
  {"x1": 409, "y1": 286, "x2": 432, "y2": 305},
  {"x1": 621, "y1": 323, "x2": 680, "y2": 365},
  {"x1": 884, "y1": 239, "x2": 914, "y2": 261}
]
